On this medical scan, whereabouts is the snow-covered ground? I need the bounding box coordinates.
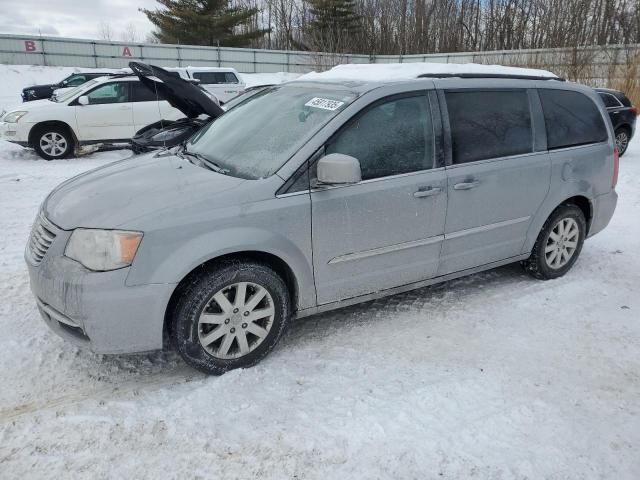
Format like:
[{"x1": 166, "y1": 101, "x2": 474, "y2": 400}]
[
  {"x1": 1, "y1": 143, "x2": 639, "y2": 479},
  {"x1": 0, "y1": 70, "x2": 639, "y2": 479}
]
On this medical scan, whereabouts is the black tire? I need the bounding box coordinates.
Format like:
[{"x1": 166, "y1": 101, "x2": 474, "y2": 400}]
[
  {"x1": 615, "y1": 127, "x2": 631, "y2": 156},
  {"x1": 523, "y1": 204, "x2": 587, "y2": 280},
  {"x1": 32, "y1": 125, "x2": 74, "y2": 160},
  {"x1": 172, "y1": 261, "x2": 291, "y2": 375}
]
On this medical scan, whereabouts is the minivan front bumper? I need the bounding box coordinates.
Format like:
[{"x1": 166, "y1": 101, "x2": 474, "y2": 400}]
[{"x1": 26, "y1": 221, "x2": 175, "y2": 354}]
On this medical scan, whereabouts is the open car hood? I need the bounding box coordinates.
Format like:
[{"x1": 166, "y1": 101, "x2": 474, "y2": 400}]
[{"x1": 129, "y1": 61, "x2": 224, "y2": 119}]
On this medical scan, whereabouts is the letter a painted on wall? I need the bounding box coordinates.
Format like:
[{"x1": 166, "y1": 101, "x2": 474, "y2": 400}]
[
  {"x1": 25, "y1": 40, "x2": 37, "y2": 52},
  {"x1": 122, "y1": 46, "x2": 132, "y2": 57}
]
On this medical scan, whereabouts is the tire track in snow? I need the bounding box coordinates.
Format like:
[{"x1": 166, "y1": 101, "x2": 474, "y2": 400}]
[{"x1": 0, "y1": 366, "x2": 204, "y2": 422}]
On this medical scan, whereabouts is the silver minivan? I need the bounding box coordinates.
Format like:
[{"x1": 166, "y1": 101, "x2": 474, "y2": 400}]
[{"x1": 26, "y1": 72, "x2": 619, "y2": 374}]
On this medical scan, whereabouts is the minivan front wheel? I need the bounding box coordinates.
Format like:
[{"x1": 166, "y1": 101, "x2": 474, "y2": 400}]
[
  {"x1": 172, "y1": 261, "x2": 291, "y2": 374},
  {"x1": 523, "y1": 204, "x2": 586, "y2": 280}
]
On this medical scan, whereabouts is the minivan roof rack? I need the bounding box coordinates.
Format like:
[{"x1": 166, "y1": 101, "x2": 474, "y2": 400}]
[{"x1": 417, "y1": 73, "x2": 565, "y2": 81}]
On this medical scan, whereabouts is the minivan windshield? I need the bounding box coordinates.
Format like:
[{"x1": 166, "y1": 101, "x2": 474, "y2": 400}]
[{"x1": 185, "y1": 84, "x2": 358, "y2": 179}]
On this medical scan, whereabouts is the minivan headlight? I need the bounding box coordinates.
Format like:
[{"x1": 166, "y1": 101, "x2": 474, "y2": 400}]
[
  {"x1": 3, "y1": 111, "x2": 27, "y2": 123},
  {"x1": 65, "y1": 229, "x2": 143, "y2": 271}
]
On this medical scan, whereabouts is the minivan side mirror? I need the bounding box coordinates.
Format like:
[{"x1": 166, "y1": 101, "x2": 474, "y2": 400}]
[
  {"x1": 78, "y1": 95, "x2": 89, "y2": 106},
  {"x1": 316, "y1": 153, "x2": 362, "y2": 186}
]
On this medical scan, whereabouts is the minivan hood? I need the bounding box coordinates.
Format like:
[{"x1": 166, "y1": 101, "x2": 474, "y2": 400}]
[
  {"x1": 129, "y1": 62, "x2": 224, "y2": 119},
  {"x1": 43, "y1": 152, "x2": 245, "y2": 230}
]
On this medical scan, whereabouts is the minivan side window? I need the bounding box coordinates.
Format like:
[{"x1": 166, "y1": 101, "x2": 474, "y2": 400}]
[
  {"x1": 539, "y1": 89, "x2": 607, "y2": 150},
  {"x1": 445, "y1": 90, "x2": 533, "y2": 164},
  {"x1": 325, "y1": 95, "x2": 434, "y2": 181}
]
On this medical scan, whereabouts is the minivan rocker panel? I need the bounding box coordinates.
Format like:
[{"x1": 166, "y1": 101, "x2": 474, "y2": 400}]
[{"x1": 26, "y1": 71, "x2": 619, "y2": 371}]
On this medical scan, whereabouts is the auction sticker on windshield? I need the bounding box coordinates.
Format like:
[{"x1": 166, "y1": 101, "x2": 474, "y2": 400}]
[{"x1": 305, "y1": 97, "x2": 345, "y2": 111}]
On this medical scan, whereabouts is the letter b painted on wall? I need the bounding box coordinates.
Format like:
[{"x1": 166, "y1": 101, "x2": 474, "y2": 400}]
[{"x1": 24, "y1": 40, "x2": 37, "y2": 52}]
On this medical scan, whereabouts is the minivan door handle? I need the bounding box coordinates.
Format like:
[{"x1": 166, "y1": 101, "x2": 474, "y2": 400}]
[
  {"x1": 453, "y1": 180, "x2": 480, "y2": 190},
  {"x1": 413, "y1": 186, "x2": 442, "y2": 198}
]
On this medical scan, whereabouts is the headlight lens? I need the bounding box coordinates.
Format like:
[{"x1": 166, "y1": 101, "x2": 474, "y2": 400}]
[
  {"x1": 65, "y1": 229, "x2": 143, "y2": 271},
  {"x1": 3, "y1": 111, "x2": 28, "y2": 123}
]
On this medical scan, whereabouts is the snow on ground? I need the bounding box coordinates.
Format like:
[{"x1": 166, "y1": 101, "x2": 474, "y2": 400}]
[
  {"x1": 0, "y1": 140, "x2": 638, "y2": 479},
  {"x1": 0, "y1": 66, "x2": 639, "y2": 478},
  {"x1": 299, "y1": 62, "x2": 557, "y2": 82}
]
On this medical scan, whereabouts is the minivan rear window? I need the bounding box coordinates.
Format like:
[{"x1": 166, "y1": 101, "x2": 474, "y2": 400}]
[
  {"x1": 446, "y1": 90, "x2": 533, "y2": 164},
  {"x1": 539, "y1": 89, "x2": 607, "y2": 150},
  {"x1": 192, "y1": 72, "x2": 239, "y2": 84}
]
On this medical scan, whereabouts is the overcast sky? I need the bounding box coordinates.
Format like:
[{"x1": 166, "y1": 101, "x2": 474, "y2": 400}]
[{"x1": 0, "y1": 0, "x2": 159, "y2": 41}]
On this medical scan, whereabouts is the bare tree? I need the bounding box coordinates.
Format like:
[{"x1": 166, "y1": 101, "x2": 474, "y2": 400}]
[
  {"x1": 121, "y1": 22, "x2": 140, "y2": 43},
  {"x1": 99, "y1": 21, "x2": 114, "y2": 41}
]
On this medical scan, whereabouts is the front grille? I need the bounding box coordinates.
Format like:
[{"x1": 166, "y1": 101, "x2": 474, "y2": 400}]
[{"x1": 27, "y1": 214, "x2": 57, "y2": 265}]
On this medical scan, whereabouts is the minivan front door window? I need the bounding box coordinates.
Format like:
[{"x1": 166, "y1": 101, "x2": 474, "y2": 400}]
[{"x1": 326, "y1": 95, "x2": 434, "y2": 180}]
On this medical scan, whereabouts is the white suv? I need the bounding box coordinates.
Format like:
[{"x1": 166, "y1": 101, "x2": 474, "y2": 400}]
[
  {"x1": 0, "y1": 75, "x2": 183, "y2": 160},
  {"x1": 179, "y1": 67, "x2": 245, "y2": 104}
]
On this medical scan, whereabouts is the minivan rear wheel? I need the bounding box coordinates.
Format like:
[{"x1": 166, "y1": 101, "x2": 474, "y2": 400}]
[
  {"x1": 523, "y1": 204, "x2": 586, "y2": 280},
  {"x1": 171, "y1": 261, "x2": 291, "y2": 375}
]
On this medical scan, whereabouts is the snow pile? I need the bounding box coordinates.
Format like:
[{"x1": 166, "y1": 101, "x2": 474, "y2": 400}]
[{"x1": 300, "y1": 62, "x2": 558, "y2": 82}]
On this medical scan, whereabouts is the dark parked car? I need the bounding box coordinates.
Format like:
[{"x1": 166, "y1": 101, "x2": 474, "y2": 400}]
[
  {"x1": 21, "y1": 72, "x2": 118, "y2": 102},
  {"x1": 596, "y1": 88, "x2": 637, "y2": 156},
  {"x1": 129, "y1": 62, "x2": 224, "y2": 154}
]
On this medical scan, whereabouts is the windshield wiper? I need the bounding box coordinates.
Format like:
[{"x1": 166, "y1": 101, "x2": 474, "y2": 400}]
[{"x1": 179, "y1": 146, "x2": 230, "y2": 174}]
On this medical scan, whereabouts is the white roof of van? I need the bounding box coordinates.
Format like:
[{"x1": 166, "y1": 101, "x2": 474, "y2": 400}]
[
  {"x1": 184, "y1": 66, "x2": 239, "y2": 73},
  {"x1": 299, "y1": 63, "x2": 558, "y2": 82}
]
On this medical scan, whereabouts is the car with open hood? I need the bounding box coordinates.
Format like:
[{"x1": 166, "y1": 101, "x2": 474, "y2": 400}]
[
  {"x1": 0, "y1": 72, "x2": 185, "y2": 159},
  {"x1": 128, "y1": 62, "x2": 225, "y2": 154}
]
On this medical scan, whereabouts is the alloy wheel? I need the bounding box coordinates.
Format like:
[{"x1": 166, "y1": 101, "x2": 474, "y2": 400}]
[
  {"x1": 616, "y1": 131, "x2": 629, "y2": 154},
  {"x1": 198, "y1": 282, "x2": 275, "y2": 359},
  {"x1": 39, "y1": 132, "x2": 68, "y2": 157},
  {"x1": 545, "y1": 217, "x2": 579, "y2": 269}
]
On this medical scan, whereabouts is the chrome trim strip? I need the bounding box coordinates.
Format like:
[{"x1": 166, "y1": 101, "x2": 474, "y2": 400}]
[
  {"x1": 446, "y1": 216, "x2": 530, "y2": 240},
  {"x1": 294, "y1": 253, "x2": 530, "y2": 319},
  {"x1": 276, "y1": 190, "x2": 310, "y2": 198},
  {"x1": 329, "y1": 235, "x2": 444, "y2": 264},
  {"x1": 310, "y1": 167, "x2": 446, "y2": 193}
]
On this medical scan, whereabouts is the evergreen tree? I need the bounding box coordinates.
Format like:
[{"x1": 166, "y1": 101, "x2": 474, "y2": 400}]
[
  {"x1": 141, "y1": 0, "x2": 268, "y2": 47},
  {"x1": 304, "y1": 0, "x2": 362, "y2": 52}
]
